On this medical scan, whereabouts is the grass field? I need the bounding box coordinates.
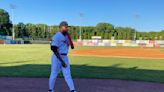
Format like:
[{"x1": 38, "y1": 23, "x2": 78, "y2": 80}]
[{"x1": 0, "y1": 44, "x2": 164, "y2": 83}]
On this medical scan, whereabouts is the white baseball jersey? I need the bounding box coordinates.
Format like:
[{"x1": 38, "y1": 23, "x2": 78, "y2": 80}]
[
  {"x1": 51, "y1": 32, "x2": 70, "y2": 54},
  {"x1": 49, "y1": 32, "x2": 75, "y2": 92}
]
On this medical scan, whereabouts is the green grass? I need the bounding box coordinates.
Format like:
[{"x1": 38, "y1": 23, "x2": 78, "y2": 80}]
[
  {"x1": 0, "y1": 44, "x2": 164, "y2": 83},
  {"x1": 161, "y1": 49, "x2": 164, "y2": 52}
]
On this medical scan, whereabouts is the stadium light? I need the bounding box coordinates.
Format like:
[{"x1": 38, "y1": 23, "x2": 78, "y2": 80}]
[
  {"x1": 79, "y1": 13, "x2": 84, "y2": 40},
  {"x1": 10, "y1": 4, "x2": 16, "y2": 40},
  {"x1": 133, "y1": 13, "x2": 140, "y2": 40},
  {"x1": 48, "y1": 26, "x2": 52, "y2": 38}
]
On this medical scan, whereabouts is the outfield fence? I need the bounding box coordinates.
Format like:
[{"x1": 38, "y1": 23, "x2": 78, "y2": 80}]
[
  {"x1": 0, "y1": 40, "x2": 24, "y2": 44},
  {"x1": 75, "y1": 39, "x2": 164, "y2": 48},
  {"x1": 1, "y1": 38, "x2": 164, "y2": 48},
  {"x1": 0, "y1": 40, "x2": 51, "y2": 44}
]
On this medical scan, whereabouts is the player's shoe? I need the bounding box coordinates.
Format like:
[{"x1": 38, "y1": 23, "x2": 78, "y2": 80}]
[
  {"x1": 48, "y1": 90, "x2": 54, "y2": 92},
  {"x1": 71, "y1": 90, "x2": 77, "y2": 92}
]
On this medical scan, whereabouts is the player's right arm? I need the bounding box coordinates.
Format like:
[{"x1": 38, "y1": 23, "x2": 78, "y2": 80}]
[{"x1": 51, "y1": 34, "x2": 67, "y2": 68}]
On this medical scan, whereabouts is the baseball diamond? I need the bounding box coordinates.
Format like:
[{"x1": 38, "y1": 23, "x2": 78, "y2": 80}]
[{"x1": 1, "y1": 0, "x2": 164, "y2": 92}]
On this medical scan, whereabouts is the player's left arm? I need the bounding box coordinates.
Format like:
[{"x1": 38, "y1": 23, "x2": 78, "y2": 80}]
[
  {"x1": 51, "y1": 34, "x2": 67, "y2": 68},
  {"x1": 51, "y1": 46, "x2": 67, "y2": 68}
]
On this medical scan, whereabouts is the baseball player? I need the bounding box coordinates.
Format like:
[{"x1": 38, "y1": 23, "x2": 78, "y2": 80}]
[{"x1": 48, "y1": 21, "x2": 76, "y2": 92}]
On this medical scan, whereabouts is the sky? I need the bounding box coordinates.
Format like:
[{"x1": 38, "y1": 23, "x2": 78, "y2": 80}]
[{"x1": 0, "y1": 0, "x2": 164, "y2": 32}]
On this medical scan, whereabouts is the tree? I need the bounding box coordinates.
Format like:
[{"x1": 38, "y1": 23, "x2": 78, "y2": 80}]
[
  {"x1": 96, "y1": 23, "x2": 114, "y2": 38},
  {"x1": 25, "y1": 23, "x2": 37, "y2": 39},
  {"x1": 115, "y1": 27, "x2": 123, "y2": 39},
  {"x1": 115, "y1": 27, "x2": 135, "y2": 40},
  {"x1": 96, "y1": 22, "x2": 114, "y2": 32},
  {"x1": 14, "y1": 22, "x2": 27, "y2": 38},
  {"x1": 0, "y1": 9, "x2": 12, "y2": 36},
  {"x1": 160, "y1": 30, "x2": 164, "y2": 40}
]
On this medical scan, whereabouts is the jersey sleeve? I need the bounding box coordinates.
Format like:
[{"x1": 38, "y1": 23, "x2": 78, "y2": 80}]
[{"x1": 51, "y1": 34, "x2": 59, "y2": 47}]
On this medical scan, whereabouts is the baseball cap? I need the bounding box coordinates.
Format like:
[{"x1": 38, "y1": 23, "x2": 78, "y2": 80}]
[{"x1": 59, "y1": 21, "x2": 70, "y2": 27}]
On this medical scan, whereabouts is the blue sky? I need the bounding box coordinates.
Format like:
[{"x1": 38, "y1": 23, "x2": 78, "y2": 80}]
[{"x1": 0, "y1": 0, "x2": 164, "y2": 32}]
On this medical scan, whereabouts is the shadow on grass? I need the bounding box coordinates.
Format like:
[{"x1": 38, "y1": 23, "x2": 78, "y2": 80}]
[
  {"x1": 0, "y1": 60, "x2": 34, "y2": 65},
  {"x1": 0, "y1": 64, "x2": 164, "y2": 83}
]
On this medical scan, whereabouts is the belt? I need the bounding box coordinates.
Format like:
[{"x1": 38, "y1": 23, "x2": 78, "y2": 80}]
[{"x1": 60, "y1": 53, "x2": 67, "y2": 55}]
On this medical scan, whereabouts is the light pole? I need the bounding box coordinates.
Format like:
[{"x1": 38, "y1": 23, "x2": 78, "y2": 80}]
[
  {"x1": 79, "y1": 13, "x2": 84, "y2": 40},
  {"x1": 10, "y1": 4, "x2": 16, "y2": 40},
  {"x1": 133, "y1": 14, "x2": 140, "y2": 40},
  {"x1": 48, "y1": 26, "x2": 52, "y2": 38}
]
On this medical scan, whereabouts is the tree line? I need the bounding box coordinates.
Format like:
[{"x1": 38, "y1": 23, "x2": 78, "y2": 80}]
[
  {"x1": 12, "y1": 22, "x2": 164, "y2": 40},
  {"x1": 1, "y1": 8, "x2": 164, "y2": 40}
]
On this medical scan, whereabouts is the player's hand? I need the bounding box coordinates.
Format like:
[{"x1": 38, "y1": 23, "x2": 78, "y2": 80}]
[
  {"x1": 62, "y1": 63, "x2": 67, "y2": 68},
  {"x1": 71, "y1": 46, "x2": 74, "y2": 49}
]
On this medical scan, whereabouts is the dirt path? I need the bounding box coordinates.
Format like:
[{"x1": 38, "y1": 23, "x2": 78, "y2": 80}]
[
  {"x1": 72, "y1": 48, "x2": 164, "y2": 59},
  {"x1": 0, "y1": 77, "x2": 164, "y2": 92}
]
